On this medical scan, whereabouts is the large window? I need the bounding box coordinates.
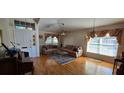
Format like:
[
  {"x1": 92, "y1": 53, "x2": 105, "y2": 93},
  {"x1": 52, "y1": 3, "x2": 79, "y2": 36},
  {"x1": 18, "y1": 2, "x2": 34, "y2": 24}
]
[
  {"x1": 87, "y1": 35, "x2": 118, "y2": 57},
  {"x1": 45, "y1": 36, "x2": 58, "y2": 45}
]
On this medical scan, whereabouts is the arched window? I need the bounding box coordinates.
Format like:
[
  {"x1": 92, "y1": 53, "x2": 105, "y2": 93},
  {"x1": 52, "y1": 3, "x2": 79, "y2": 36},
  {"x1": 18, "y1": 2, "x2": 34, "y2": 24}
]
[
  {"x1": 45, "y1": 36, "x2": 58, "y2": 45},
  {"x1": 87, "y1": 35, "x2": 118, "y2": 57},
  {"x1": 45, "y1": 36, "x2": 52, "y2": 45},
  {"x1": 53, "y1": 37, "x2": 58, "y2": 45}
]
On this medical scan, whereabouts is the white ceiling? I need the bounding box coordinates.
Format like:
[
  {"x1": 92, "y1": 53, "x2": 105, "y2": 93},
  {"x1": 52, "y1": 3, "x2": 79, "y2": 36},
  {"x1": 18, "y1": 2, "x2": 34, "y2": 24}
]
[{"x1": 38, "y1": 18, "x2": 124, "y2": 32}]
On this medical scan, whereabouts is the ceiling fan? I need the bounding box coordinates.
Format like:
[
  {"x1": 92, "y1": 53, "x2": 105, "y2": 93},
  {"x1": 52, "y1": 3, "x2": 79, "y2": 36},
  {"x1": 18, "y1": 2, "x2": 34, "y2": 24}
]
[
  {"x1": 33, "y1": 18, "x2": 40, "y2": 24},
  {"x1": 43, "y1": 19, "x2": 66, "y2": 35},
  {"x1": 44, "y1": 24, "x2": 55, "y2": 28}
]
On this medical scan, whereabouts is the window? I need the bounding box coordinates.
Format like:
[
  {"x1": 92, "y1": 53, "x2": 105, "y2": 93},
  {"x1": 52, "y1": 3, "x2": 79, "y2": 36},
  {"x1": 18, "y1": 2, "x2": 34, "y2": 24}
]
[
  {"x1": 87, "y1": 35, "x2": 118, "y2": 57},
  {"x1": 45, "y1": 36, "x2": 58, "y2": 45},
  {"x1": 14, "y1": 20, "x2": 35, "y2": 30},
  {"x1": 52, "y1": 37, "x2": 59, "y2": 45},
  {"x1": 45, "y1": 36, "x2": 53, "y2": 45}
]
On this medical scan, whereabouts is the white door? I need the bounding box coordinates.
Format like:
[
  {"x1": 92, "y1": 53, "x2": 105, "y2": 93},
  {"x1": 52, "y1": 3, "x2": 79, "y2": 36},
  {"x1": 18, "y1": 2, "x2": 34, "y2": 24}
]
[{"x1": 15, "y1": 30, "x2": 37, "y2": 57}]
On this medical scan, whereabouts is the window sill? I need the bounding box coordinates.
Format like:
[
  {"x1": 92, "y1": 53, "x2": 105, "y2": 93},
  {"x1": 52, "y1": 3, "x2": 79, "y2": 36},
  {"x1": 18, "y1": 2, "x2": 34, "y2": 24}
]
[{"x1": 86, "y1": 52, "x2": 115, "y2": 58}]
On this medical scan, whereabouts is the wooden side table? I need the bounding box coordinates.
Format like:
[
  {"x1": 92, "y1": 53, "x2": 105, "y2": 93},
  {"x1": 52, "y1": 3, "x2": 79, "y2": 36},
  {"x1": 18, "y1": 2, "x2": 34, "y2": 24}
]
[{"x1": 112, "y1": 58, "x2": 124, "y2": 75}]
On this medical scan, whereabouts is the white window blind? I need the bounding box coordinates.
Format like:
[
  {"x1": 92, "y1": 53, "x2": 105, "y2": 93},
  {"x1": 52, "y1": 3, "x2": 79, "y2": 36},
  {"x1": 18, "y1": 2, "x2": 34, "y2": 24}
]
[
  {"x1": 45, "y1": 36, "x2": 58, "y2": 45},
  {"x1": 87, "y1": 36, "x2": 118, "y2": 57}
]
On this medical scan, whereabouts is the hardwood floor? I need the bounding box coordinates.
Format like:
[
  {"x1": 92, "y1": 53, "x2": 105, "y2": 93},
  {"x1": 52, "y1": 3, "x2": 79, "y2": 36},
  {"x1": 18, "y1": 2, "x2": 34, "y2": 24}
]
[{"x1": 32, "y1": 55, "x2": 113, "y2": 75}]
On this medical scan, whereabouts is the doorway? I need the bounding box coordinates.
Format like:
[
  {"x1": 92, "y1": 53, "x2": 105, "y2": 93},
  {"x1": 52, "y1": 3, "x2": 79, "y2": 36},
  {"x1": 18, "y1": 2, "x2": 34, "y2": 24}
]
[{"x1": 14, "y1": 30, "x2": 37, "y2": 57}]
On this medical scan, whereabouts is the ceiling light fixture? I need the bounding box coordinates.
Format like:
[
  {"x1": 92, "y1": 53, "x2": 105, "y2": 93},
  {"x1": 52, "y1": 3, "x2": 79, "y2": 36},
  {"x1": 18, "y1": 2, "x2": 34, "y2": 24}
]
[
  {"x1": 91, "y1": 18, "x2": 96, "y2": 37},
  {"x1": 59, "y1": 22, "x2": 66, "y2": 36}
]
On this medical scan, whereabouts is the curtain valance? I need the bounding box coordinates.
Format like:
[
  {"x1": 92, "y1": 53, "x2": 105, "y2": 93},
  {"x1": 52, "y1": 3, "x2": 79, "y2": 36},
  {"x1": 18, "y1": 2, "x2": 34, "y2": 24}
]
[
  {"x1": 45, "y1": 33, "x2": 59, "y2": 41},
  {"x1": 87, "y1": 28, "x2": 124, "y2": 44}
]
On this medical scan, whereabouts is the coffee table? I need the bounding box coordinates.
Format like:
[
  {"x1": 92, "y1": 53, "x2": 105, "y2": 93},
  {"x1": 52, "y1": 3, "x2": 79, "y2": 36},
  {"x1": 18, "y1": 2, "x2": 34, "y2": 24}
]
[{"x1": 55, "y1": 50, "x2": 68, "y2": 56}]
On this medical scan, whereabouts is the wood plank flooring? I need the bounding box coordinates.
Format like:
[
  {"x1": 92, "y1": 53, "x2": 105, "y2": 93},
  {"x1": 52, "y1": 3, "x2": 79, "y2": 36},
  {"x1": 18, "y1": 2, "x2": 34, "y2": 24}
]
[{"x1": 32, "y1": 55, "x2": 113, "y2": 75}]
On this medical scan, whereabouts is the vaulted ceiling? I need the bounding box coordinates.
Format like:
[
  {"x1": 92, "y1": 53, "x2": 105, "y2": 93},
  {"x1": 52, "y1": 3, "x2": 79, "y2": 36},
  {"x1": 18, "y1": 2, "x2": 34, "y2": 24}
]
[{"x1": 38, "y1": 18, "x2": 124, "y2": 32}]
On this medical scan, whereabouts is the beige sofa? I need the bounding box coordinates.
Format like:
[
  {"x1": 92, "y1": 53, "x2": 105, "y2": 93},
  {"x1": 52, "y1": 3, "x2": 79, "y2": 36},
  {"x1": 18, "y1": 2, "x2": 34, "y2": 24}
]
[
  {"x1": 41, "y1": 45, "x2": 58, "y2": 55},
  {"x1": 61, "y1": 45, "x2": 83, "y2": 58}
]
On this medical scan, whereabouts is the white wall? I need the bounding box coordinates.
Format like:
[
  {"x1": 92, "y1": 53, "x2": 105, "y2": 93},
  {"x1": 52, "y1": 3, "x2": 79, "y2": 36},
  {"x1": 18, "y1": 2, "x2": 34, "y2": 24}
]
[
  {"x1": 63, "y1": 31, "x2": 87, "y2": 55},
  {"x1": 0, "y1": 18, "x2": 14, "y2": 47},
  {"x1": 0, "y1": 19, "x2": 2, "y2": 28},
  {"x1": 35, "y1": 23, "x2": 40, "y2": 57},
  {"x1": 64, "y1": 31, "x2": 84, "y2": 46}
]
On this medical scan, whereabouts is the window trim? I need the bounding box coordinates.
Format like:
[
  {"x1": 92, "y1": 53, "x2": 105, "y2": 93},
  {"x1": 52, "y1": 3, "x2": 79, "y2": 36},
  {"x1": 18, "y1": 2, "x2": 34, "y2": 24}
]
[{"x1": 86, "y1": 51, "x2": 117, "y2": 58}]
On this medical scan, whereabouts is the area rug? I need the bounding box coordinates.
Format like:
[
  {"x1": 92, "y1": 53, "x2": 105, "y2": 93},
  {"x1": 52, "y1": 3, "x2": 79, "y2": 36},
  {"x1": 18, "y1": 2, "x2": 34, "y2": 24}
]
[{"x1": 51, "y1": 54, "x2": 76, "y2": 65}]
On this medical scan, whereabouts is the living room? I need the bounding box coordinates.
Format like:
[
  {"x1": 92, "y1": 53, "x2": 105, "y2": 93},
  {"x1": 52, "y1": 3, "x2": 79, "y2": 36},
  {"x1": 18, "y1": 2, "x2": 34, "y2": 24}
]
[
  {"x1": 1, "y1": 1, "x2": 124, "y2": 93},
  {"x1": 38, "y1": 18, "x2": 124, "y2": 75},
  {"x1": 0, "y1": 18, "x2": 124, "y2": 75}
]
